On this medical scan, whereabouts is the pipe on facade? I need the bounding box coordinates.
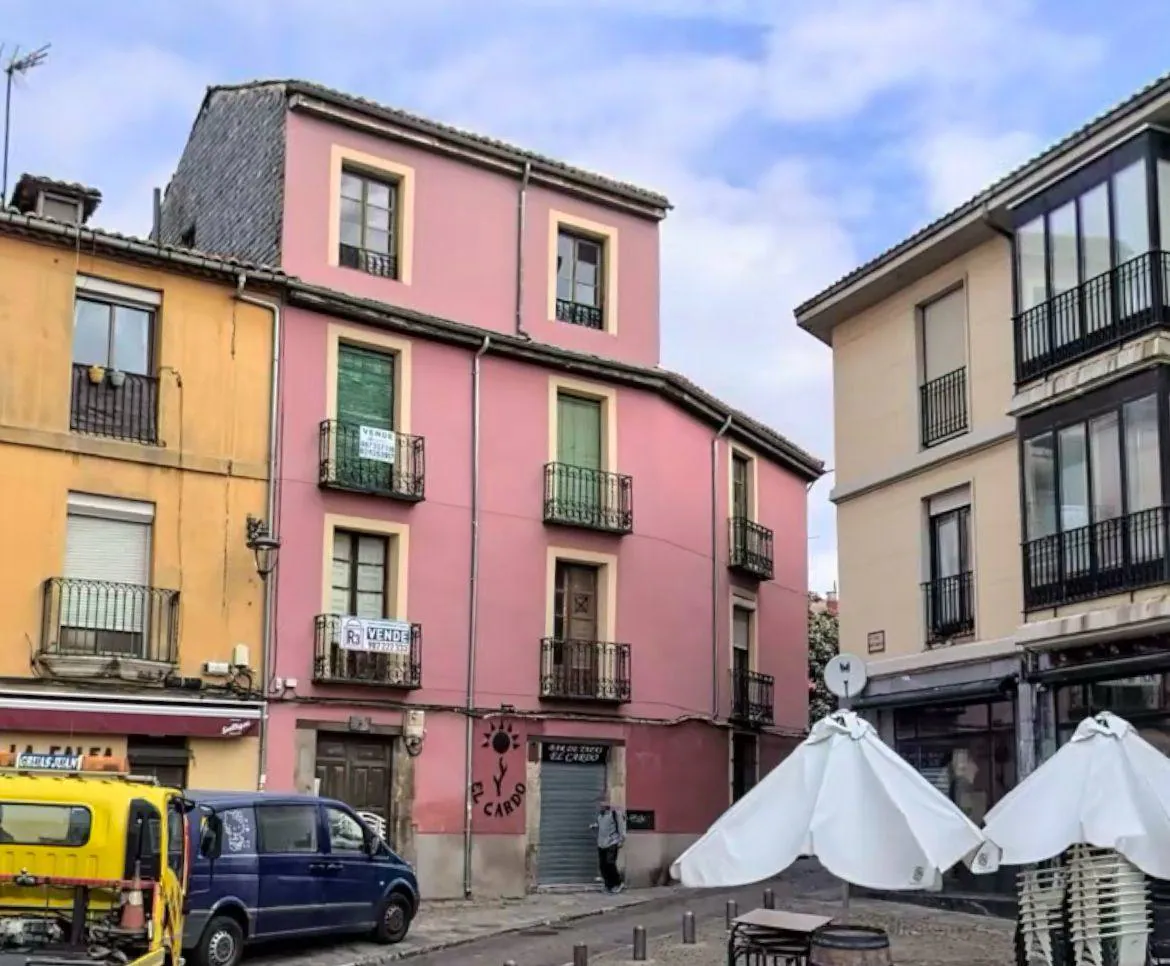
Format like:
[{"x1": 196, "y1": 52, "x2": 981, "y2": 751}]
[
  {"x1": 235, "y1": 272, "x2": 282, "y2": 790},
  {"x1": 711, "y1": 415, "x2": 733, "y2": 718},
  {"x1": 462, "y1": 334, "x2": 492, "y2": 898},
  {"x1": 515, "y1": 161, "x2": 532, "y2": 339}
]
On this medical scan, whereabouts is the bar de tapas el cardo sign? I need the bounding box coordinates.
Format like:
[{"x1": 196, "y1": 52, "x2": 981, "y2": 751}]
[{"x1": 340, "y1": 616, "x2": 413, "y2": 654}]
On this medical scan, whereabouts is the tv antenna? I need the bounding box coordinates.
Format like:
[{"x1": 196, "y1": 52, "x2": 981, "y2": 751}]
[{"x1": 1, "y1": 43, "x2": 50, "y2": 203}]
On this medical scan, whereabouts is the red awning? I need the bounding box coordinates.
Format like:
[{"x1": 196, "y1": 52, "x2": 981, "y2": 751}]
[{"x1": 0, "y1": 700, "x2": 259, "y2": 739}]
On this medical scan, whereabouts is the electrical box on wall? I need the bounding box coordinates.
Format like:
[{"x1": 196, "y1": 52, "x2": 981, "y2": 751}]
[{"x1": 231, "y1": 643, "x2": 251, "y2": 668}]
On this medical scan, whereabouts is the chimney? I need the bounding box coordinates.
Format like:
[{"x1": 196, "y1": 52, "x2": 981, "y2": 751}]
[{"x1": 10, "y1": 174, "x2": 102, "y2": 226}]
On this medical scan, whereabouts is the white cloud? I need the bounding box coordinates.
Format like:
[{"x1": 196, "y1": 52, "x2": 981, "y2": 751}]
[{"x1": 2, "y1": 0, "x2": 1112, "y2": 597}]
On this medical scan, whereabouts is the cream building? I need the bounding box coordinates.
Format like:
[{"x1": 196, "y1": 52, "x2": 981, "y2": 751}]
[{"x1": 796, "y1": 74, "x2": 1170, "y2": 867}]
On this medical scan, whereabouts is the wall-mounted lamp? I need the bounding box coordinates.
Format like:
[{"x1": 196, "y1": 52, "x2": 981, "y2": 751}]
[{"x1": 245, "y1": 515, "x2": 281, "y2": 579}]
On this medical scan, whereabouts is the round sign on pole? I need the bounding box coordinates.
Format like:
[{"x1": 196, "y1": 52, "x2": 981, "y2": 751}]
[{"x1": 823, "y1": 653, "x2": 868, "y2": 700}]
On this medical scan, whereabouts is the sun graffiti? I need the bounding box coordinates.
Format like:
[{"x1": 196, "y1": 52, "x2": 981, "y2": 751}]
[{"x1": 483, "y1": 720, "x2": 520, "y2": 756}]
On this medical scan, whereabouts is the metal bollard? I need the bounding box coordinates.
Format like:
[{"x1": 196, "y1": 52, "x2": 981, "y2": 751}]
[
  {"x1": 763, "y1": 887, "x2": 775, "y2": 909},
  {"x1": 682, "y1": 910, "x2": 696, "y2": 944},
  {"x1": 726, "y1": 898, "x2": 738, "y2": 929},
  {"x1": 632, "y1": 924, "x2": 648, "y2": 960},
  {"x1": 572, "y1": 942, "x2": 588, "y2": 965}
]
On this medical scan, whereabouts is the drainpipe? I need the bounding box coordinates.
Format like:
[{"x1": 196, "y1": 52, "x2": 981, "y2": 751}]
[
  {"x1": 236, "y1": 273, "x2": 282, "y2": 790},
  {"x1": 514, "y1": 162, "x2": 532, "y2": 339},
  {"x1": 462, "y1": 334, "x2": 492, "y2": 897},
  {"x1": 711, "y1": 415, "x2": 733, "y2": 718}
]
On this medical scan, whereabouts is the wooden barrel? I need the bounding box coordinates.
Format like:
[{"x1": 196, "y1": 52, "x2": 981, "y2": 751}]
[{"x1": 810, "y1": 925, "x2": 893, "y2": 966}]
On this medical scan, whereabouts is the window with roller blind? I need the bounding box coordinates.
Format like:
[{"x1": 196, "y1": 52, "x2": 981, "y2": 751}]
[
  {"x1": 918, "y1": 287, "x2": 969, "y2": 448},
  {"x1": 59, "y1": 494, "x2": 154, "y2": 658}
]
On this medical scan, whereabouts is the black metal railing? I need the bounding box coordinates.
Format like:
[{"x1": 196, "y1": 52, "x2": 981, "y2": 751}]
[
  {"x1": 729, "y1": 517, "x2": 775, "y2": 580},
  {"x1": 556, "y1": 298, "x2": 604, "y2": 329},
  {"x1": 539, "y1": 638, "x2": 631, "y2": 703},
  {"x1": 730, "y1": 668, "x2": 774, "y2": 726},
  {"x1": 70, "y1": 364, "x2": 160, "y2": 445},
  {"x1": 1023, "y1": 506, "x2": 1169, "y2": 610},
  {"x1": 318, "y1": 420, "x2": 426, "y2": 501},
  {"x1": 922, "y1": 571, "x2": 975, "y2": 647},
  {"x1": 313, "y1": 614, "x2": 422, "y2": 689},
  {"x1": 1014, "y1": 250, "x2": 1170, "y2": 383},
  {"x1": 40, "y1": 577, "x2": 179, "y2": 664},
  {"x1": 543, "y1": 463, "x2": 633, "y2": 533},
  {"x1": 919, "y1": 367, "x2": 968, "y2": 448},
  {"x1": 339, "y1": 243, "x2": 398, "y2": 280}
]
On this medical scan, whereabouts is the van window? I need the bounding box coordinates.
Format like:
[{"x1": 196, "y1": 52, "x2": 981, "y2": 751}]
[
  {"x1": 256, "y1": 805, "x2": 318, "y2": 854},
  {"x1": 325, "y1": 807, "x2": 366, "y2": 853},
  {"x1": 218, "y1": 807, "x2": 255, "y2": 855},
  {"x1": 166, "y1": 801, "x2": 185, "y2": 876},
  {"x1": 0, "y1": 803, "x2": 91, "y2": 846}
]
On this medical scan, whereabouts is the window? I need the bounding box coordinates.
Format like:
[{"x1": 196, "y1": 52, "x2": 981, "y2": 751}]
[
  {"x1": 166, "y1": 799, "x2": 186, "y2": 875},
  {"x1": 339, "y1": 169, "x2": 398, "y2": 279},
  {"x1": 325, "y1": 807, "x2": 367, "y2": 853},
  {"x1": 73, "y1": 296, "x2": 152, "y2": 375},
  {"x1": 554, "y1": 561, "x2": 600, "y2": 642},
  {"x1": 0, "y1": 803, "x2": 91, "y2": 846},
  {"x1": 1021, "y1": 383, "x2": 1166, "y2": 608},
  {"x1": 331, "y1": 530, "x2": 389, "y2": 619},
  {"x1": 731, "y1": 734, "x2": 758, "y2": 803},
  {"x1": 41, "y1": 194, "x2": 82, "y2": 224},
  {"x1": 919, "y1": 287, "x2": 968, "y2": 447},
  {"x1": 556, "y1": 229, "x2": 605, "y2": 329},
  {"x1": 332, "y1": 344, "x2": 400, "y2": 492},
  {"x1": 256, "y1": 804, "x2": 319, "y2": 854},
  {"x1": 215, "y1": 807, "x2": 256, "y2": 855},
  {"x1": 731, "y1": 454, "x2": 751, "y2": 519},
  {"x1": 924, "y1": 499, "x2": 974, "y2": 642},
  {"x1": 731, "y1": 605, "x2": 753, "y2": 717}
]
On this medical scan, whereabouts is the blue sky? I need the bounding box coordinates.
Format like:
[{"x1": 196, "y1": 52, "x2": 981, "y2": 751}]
[{"x1": 4, "y1": 0, "x2": 1170, "y2": 593}]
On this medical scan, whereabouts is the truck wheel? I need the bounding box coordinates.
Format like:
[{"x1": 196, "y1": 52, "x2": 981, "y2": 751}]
[
  {"x1": 373, "y1": 893, "x2": 412, "y2": 944},
  {"x1": 196, "y1": 915, "x2": 244, "y2": 966}
]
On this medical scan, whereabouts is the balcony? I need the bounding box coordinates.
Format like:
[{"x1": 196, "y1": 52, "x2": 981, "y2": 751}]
[
  {"x1": 919, "y1": 367, "x2": 968, "y2": 448},
  {"x1": 539, "y1": 638, "x2": 631, "y2": 703},
  {"x1": 555, "y1": 298, "x2": 603, "y2": 330},
  {"x1": 70, "y1": 363, "x2": 159, "y2": 445},
  {"x1": 922, "y1": 572, "x2": 975, "y2": 647},
  {"x1": 730, "y1": 668, "x2": 774, "y2": 727},
  {"x1": 312, "y1": 614, "x2": 422, "y2": 689},
  {"x1": 339, "y1": 243, "x2": 398, "y2": 280},
  {"x1": 728, "y1": 517, "x2": 775, "y2": 581},
  {"x1": 40, "y1": 578, "x2": 179, "y2": 673},
  {"x1": 1023, "y1": 506, "x2": 1169, "y2": 611},
  {"x1": 318, "y1": 420, "x2": 425, "y2": 501},
  {"x1": 543, "y1": 463, "x2": 633, "y2": 534},
  {"x1": 1014, "y1": 250, "x2": 1170, "y2": 384}
]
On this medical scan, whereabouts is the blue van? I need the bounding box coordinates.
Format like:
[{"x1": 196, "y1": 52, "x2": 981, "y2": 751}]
[{"x1": 182, "y1": 792, "x2": 419, "y2": 966}]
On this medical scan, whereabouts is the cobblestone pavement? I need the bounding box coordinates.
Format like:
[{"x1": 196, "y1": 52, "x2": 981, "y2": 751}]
[{"x1": 598, "y1": 896, "x2": 1014, "y2": 966}]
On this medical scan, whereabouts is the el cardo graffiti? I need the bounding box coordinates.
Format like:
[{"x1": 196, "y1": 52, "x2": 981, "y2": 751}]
[{"x1": 471, "y1": 720, "x2": 527, "y2": 819}]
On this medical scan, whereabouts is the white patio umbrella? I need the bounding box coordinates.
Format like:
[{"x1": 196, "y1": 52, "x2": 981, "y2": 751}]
[
  {"x1": 670, "y1": 710, "x2": 986, "y2": 891},
  {"x1": 974, "y1": 711, "x2": 1170, "y2": 878}
]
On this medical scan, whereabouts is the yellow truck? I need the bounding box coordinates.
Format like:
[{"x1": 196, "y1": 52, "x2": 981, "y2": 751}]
[{"x1": 0, "y1": 752, "x2": 191, "y2": 966}]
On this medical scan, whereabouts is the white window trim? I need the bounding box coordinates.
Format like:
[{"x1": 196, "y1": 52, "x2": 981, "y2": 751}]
[
  {"x1": 76, "y1": 275, "x2": 162, "y2": 308},
  {"x1": 67, "y1": 492, "x2": 155, "y2": 524}
]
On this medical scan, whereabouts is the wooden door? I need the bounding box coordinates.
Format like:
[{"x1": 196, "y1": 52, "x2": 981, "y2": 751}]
[
  {"x1": 554, "y1": 562, "x2": 600, "y2": 695},
  {"x1": 336, "y1": 344, "x2": 395, "y2": 488},
  {"x1": 731, "y1": 454, "x2": 749, "y2": 519},
  {"x1": 556, "y1": 393, "x2": 602, "y2": 521},
  {"x1": 315, "y1": 734, "x2": 393, "y2": 821}
]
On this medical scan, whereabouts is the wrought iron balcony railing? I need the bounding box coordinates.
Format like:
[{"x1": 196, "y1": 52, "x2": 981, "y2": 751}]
[
  {"x1": 318, "y1": 420, "x2": 426, "y2": 501},
  {"x1": 922, "y1": 571, "x2": 975, "y2": 647},
  {"x1": 919, "y1": 367, "x2": 968, "y2": 448},
  {"x1": 543, "y1": 463, "x2": 633, "y2": 534},
  {"x1": 1023, "y1": 505, "x2": 1169, "y2": 611},
  {"x1": 70, "y1": 363, "x2": 160, "y2": 445},
  {"x1": 539, "y1": 637, "x2": 631, "y2": 703},
  {"x1": 730, "y1": 667, "x2": 774, "y2": 726},
  {"x1": 40, "y1": 577, "x2": 179, "y2": 664},
  {"x1": 555, "y1": 298, "x2": 604, "y2": 329},
  {"x1": 339, "y1": 244, "x2": 398, "y2": 280},
  {"x1": 729, "y1": 516, "x2": 775, "y2": 580},
  {"x1": 313, "y1": 614, "x2": 422, "y2": 689},
  {"x1": 1014, "y1": 250, "x2": 1170, "y2": 383}
]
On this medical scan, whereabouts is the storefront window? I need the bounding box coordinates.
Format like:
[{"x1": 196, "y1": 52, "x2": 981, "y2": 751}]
[{"x1": 1055, "y1": 672, "x2": 1170, "y2": 753}]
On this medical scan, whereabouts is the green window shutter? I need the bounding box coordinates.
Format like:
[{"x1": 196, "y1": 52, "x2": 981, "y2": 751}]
[
  {"x1": 556, "y1": 394, "x2": 602, "y2": 469},
  {"x1": 337, "y1": 344, "x2": 395, "y2": 430}
]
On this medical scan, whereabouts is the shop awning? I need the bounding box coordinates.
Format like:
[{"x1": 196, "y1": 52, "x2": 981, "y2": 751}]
[
  {"x1": 0, "y1": 694, "x2": 262, "y2": 738},
  {"x1": 852, "y1": 676, "x2": 1017, "y2": 711},
  {"x1": 1030, "y1": 651, "x2": 1170, "y2": 687}
]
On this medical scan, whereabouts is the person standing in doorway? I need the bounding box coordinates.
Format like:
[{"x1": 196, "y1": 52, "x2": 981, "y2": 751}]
[{"x1": 591, "y1": 798, "x2": 627, "y2": 893}]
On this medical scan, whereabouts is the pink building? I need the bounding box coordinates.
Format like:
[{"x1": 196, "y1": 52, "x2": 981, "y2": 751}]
[{"x1": 160, "y1": 80, "x2": 823, "y2": 898}]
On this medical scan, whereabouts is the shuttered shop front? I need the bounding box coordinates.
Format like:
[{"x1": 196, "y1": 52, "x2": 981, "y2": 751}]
[{"x1": 537, "y1": 742, "x2": 608, "y2": 885}]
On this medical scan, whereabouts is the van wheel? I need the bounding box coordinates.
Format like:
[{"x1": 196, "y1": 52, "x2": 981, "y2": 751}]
[
  {"x1": 373, "y1": 893, "x2": 412, "y2": 944},
  {"x1": 196, "y1": 915, "x2": 244, "y2": 966}
]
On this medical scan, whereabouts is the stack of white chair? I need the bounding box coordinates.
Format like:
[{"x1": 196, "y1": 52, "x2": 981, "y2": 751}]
[
  {"x1": 1018, "y1": 863, "x2": 1067, "y2": 966},
  {"x1": 1066, "y1": 845, "x2": 1150, "y2": 966},
  {"x1": 357, "y1": 810, "x2": 387, "y2": 840}
]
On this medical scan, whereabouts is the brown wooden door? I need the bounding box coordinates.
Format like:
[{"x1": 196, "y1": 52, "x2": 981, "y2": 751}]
[
  {"x1": 553, "y1": 562, "x2": 600, "y2": 694},
  {"x1": 315, "y1": 734, "x2": 393, "y2": 821}
]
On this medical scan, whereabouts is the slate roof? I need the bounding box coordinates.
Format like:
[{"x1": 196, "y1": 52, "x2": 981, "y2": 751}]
[
  {"x1": 795, "y1": 69, "x2": 1170, "y2": 318},
  {"x1": 202, "y1": 79, "x2": 672, "y2": 213}
]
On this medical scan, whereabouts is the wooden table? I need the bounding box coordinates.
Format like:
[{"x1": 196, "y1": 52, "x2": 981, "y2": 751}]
[{"x1": 728, "y1": 909, "x2": 836, "y2": 965}]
